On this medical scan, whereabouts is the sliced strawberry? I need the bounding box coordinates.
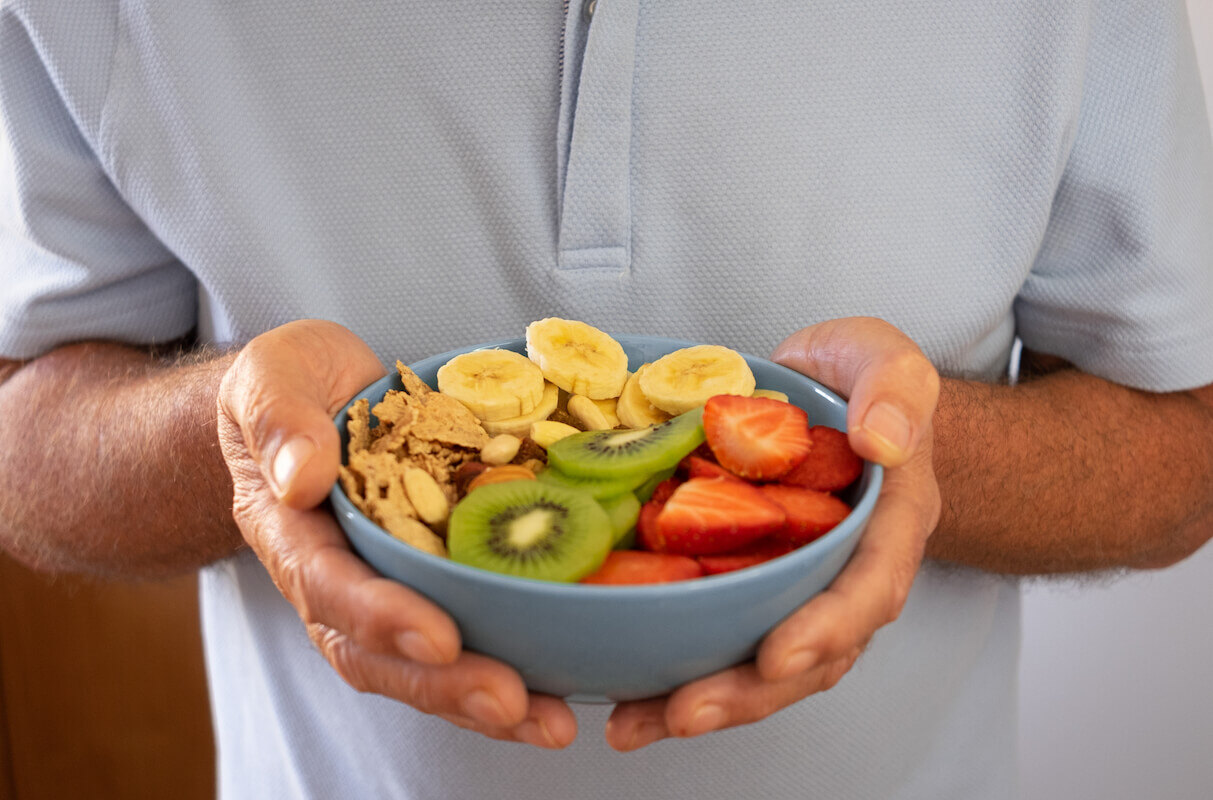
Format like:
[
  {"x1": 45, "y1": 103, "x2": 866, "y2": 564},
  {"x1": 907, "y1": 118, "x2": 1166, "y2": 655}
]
[
  {"x1": 760, "y1": 483, "x2": 852, "y2": 546},
  {"x1": 702, "y1": 395, "x2": 812, "y2": 480},
  {"x1": 581, "y1": 551, "x2": 704, "y2": 585},
  {"x1": 649, "y1": 477, "x2": 786, "y2": 556},
  {"x1": 649, "y1": 476, "x2": 684, "y2": 505},
  {"x1": 635, "y1": 499, "x2": 665, "y2": 551},
  {"x1": 678, "y1": 454, "x2": 744, "y2": 482},
  {"x1": 697, "y1": 538, "x2": 798, "y2": 575},
  {"x1": 781, "y1": 425, "x2": 864, "y2": 492}
]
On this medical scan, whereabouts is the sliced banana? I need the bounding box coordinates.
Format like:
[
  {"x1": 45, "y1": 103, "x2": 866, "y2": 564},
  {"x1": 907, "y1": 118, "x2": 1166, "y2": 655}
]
[
  {"x1": 479, "y1": 381, "x2": 560, "y2": 437},
  {"x1": 638, "y1": 345, "x2": 756, "y2": 415},
  {"x1": 566, "y1": 394, "x2": 613, "y2": 431},
  {"x1": 751, "y1": 389, "x2": 789, "y2": 403},
  {"x1": 436, "y1": 349, "x2": 546, "y2": 422},
  {"x1": 525, "y1": 317, "x2": 629, "y2": 400},
  {"x1": 529, "y1": 420, "x2": 581, "y2": 449},
  {"x1": 589, "y1": 396, "x2": 620, "y2": 429},
  {"x1": 615, "y1": 366, "x2": 671, "y2": 429}
]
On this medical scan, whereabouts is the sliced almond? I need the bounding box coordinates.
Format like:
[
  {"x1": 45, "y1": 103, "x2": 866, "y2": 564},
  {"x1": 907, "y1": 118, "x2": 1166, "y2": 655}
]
[
  {"x1": 403, "y1": 467, "x2": 450, "y2": 526},
  {"x1": 480, "y1": 434, "x2": 523, "y2": 466}
]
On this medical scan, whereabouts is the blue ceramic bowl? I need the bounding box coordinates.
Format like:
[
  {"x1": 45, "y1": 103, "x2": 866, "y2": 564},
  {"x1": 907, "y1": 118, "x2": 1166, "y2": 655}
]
[{"x1": 329, "y1": 335, "x2": 882, "y2": 703}]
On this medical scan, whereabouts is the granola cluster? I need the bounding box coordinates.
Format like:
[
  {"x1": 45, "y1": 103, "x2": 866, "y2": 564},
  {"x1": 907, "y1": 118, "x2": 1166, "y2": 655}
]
[{"x1": 338, "y1": 362, "x2": 490, "y2": 555}]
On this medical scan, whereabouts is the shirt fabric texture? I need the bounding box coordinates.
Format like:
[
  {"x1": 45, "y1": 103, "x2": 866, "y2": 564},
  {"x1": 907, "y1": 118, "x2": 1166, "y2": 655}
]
[{"x1": 2, "y1": 1, "x2": 1212, "y2": 798}]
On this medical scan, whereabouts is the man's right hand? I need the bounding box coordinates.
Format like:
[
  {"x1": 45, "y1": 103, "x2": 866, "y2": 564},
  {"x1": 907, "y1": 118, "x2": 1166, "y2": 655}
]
[{"x1": 216, "y1": 319, "x2": 576, "y2": 748}]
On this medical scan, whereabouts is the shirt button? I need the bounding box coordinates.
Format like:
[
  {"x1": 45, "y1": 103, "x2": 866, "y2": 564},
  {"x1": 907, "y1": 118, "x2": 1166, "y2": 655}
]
[{"x1": 584, "y1": 0, "x2": 597, "y2": 19}]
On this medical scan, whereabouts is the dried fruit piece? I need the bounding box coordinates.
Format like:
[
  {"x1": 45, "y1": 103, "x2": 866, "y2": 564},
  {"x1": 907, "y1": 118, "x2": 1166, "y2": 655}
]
[{"x1": 466, "y1": 464, "x2": 537, "y2": 493}]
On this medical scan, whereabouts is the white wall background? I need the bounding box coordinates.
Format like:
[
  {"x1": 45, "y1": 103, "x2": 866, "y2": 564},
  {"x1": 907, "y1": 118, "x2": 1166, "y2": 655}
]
[{"x1": 1017, "y1": 4, "x2": 1213, "y2": 797}]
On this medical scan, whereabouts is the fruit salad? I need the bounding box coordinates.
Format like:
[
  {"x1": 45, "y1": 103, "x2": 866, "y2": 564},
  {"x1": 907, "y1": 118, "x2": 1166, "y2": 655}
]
[{"x1": 339, "y1": 319, "x2": 863, "y2": 586}]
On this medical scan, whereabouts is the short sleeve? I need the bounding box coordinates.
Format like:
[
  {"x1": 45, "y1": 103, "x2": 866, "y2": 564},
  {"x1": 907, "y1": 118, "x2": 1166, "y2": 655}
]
[
  {"x1": 0, "y1": 5, "x2": 196, "y2": 360},
  {"x1": 1015, "y1": 0, "x2": 1213, "y2": 392}
]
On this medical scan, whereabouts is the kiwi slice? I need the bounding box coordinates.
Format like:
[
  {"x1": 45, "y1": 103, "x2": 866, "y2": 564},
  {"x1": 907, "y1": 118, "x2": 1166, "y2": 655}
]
[
  {"x1": 536, "y1": 465, "x2": 649, "y2": 499},
  {"x1": 597, "y1": 492, "x2": 641, "y2": 548},
  {"x1": 447, "y1": 481, "x2": 612, "y2": 582},
  {"x1": 546, "y1": 407, "x2": 705, "y2": 480}
]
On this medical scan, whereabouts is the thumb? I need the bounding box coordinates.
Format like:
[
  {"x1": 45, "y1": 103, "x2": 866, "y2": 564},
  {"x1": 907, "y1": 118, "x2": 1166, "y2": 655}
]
[
  {"x1": 770, "y1": 317, "x2": 939, "y2": 468},
  {"x1": 218, "y1": 319, "x2": 388, "y2": 508}
]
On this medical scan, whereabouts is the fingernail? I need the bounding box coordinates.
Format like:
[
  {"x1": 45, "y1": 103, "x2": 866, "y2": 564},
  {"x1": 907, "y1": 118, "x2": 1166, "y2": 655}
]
[
  {"x1": 517, "y1": 717, "x2": 559, "y2": 749},
  {"x1": 776, "y1": 648, "x2": 817, "y2": 679},
  {"x1": 396, "y1": 630, "x2": 442, "y2": 664},
  {"x1": 858, "y1": 402, "x2": 911, "y2": 459},
  {"x1": 271, "y1": 436, "x2": 317, "y2": 496},
  {"x1": 463, "y1": 688, "x2": 510, "y2": 726},
  {"x1": 684, "y1": 703, "x2": 726, "y2": 737}
]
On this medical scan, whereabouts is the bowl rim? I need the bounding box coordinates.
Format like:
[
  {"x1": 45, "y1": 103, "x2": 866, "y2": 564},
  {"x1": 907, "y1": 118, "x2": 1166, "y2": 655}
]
[{"x1": 329, "y1": 334, "x2": 883, "y2": 599}]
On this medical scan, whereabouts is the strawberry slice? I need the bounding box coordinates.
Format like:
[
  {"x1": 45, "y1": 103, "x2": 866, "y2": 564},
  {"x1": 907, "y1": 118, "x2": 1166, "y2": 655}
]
[
  {"x1": 781, "y1": 425, "x2": 864, "y2": 492},
  {"x1": 678, "y1": 454, "x2": 744, "y2": 482},
  {"x1": 581, "y1": 551, "x2": 704, "y2": 585},
  {"x1": 696, "y1": 538, "x2": 798, "y2": 575},
  {"x1": 635, "y1": 499, "x2": 665, "y2": 550},
  {"x1": 759, "y1": 483, "x2": 852, "y2": 546},
  {"x1": 649, "y1": 477, "x2": 786, "y2": 556},
  {"x1": 702, "y1": 395, "x2": 812, "y2": 480},
  {"x1": 635, "y1": 476, "x2": 683, "y2": 551}
]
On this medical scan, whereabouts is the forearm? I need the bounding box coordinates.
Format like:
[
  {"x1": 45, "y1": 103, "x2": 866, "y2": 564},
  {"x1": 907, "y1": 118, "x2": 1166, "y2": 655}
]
[
  {"x1": 929, "y1": 367, "x2": 1213, "y2": 574},
  {"x1": 0, "y1": 342, "x2": 244, "y2": 577}
]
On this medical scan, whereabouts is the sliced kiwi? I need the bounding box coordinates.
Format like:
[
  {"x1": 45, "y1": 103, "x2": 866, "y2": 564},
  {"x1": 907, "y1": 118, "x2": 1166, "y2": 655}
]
[
  {"x1": 447, "y1": 481, "x2": 612, "y2": 582},
  {"x1": 596, "y1": 492, "x2": 642, "y2": 549},
  {"x1": 546, "y1": 407, "x2": 705, "y2": 480},
  {"x1": 536, "y1": 465, "x2": 649, "y2": 499}
]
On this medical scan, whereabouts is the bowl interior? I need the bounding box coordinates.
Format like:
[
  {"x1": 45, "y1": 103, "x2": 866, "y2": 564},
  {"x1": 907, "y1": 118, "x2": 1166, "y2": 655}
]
[{"x1": 328, "y1": 334, "x2": 883, "y2": 700}]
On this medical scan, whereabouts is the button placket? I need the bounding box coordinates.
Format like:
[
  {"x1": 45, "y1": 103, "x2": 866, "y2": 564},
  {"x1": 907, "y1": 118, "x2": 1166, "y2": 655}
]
[{"x1": 555, "y1": 0, "x2": 640, "y2": 272}]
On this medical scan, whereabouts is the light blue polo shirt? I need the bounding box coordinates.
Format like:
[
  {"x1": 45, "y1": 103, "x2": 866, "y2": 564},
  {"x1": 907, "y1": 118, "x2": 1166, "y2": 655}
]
[{"x1": 2, "y1": 1, "x2": 1211, "y2": 797}]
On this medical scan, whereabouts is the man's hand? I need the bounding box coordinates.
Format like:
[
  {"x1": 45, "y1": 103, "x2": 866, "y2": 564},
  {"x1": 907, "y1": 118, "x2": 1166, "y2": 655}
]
[
  {"x1": 605, "y1": 317, "x2": 940, "y2": 750},
  {"x1": 216, "y1": 319, "x2": 576, "y2": 748}
]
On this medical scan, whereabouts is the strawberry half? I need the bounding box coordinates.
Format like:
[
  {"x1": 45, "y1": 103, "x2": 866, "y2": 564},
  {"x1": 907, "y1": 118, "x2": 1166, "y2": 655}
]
[
  {"x1": 581, "y1": 551, "x2": 704, "y2": 585},
  {"x1": 759, "y1": 483, "x2": 852, "y2": 546},
  {"x1": 780, "y1": 425, "x2": 864, "y2": 492},
  {"x1": 635, "y1": 476, "x2": 683, "y2": 551},
  {"x1": 702, "y1": 394, "x2": 812, "y2": 480},
  {"x1": 679, "y1": 454, "x2": 744, "y2": 482},
  {"x1": 696, "y1": 538, "x2": 798, "y2": 575},
  {"x1": 649, "y1": 477, "x2": 786, "y2": 556}
]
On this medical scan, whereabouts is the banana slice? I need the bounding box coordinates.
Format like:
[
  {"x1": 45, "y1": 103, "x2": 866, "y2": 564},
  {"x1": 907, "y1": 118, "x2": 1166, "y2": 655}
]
[
  {"x1": 567, "y1": 394, "x2": 613, "y2": 431},
  {"x1": 524, "y1": 318, "x2": 629, "y2": 399},
  {"x1": 479, "y1": 381, "x2": 560, "y2": 436},
  {"x1": 638, "y1": 345, "x2": 756, "y2": 415},
  {"x1": 436, "y1": 349, "x2": 546, "y2": 422},
  {"x1": 589, "y1": 396, "x2": 621, "y2": 429},
  {"x1": 751, "y1": 389, "x2": 789, "y2": 403},
  {"x1": 615, "y1": 366, "x2": 672, "y2": 429}
]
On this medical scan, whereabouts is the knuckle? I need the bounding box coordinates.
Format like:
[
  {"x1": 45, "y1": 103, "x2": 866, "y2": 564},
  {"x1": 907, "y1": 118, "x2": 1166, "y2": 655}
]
[
  {"x1": 401, "y1": 668, "x2": 439, "y2": 715},
  {"x1": 311, "y1": 625, "x2": 373, "y2": 694},
  {"x1": 275, "y1": 550, "x2": 317, "y2": 623}
]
